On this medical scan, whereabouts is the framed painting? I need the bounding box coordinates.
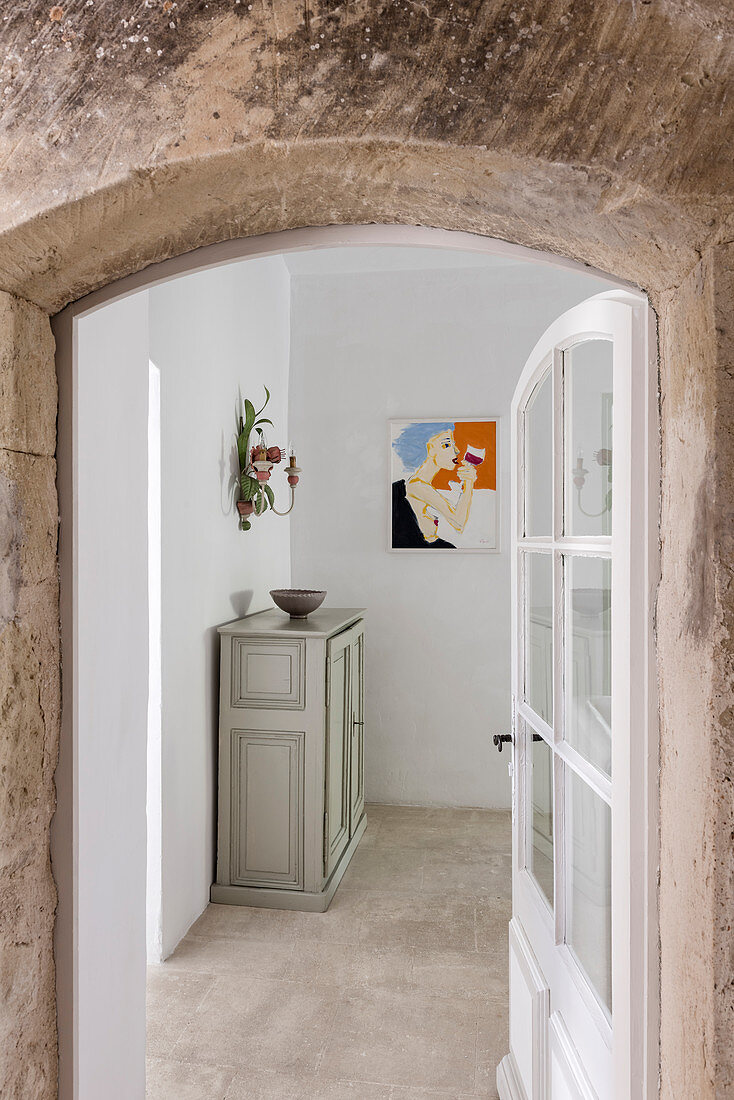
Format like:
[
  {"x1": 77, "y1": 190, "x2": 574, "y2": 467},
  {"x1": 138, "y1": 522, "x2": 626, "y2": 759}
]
[{"x1": 389, "y1": 417, "x2": 499, "y2": 552}]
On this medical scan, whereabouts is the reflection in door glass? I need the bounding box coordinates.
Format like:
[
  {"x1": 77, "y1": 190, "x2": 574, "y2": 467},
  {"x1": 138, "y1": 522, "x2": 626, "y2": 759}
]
[
  {"x1": 524, "y1": 552, "x2": 553, "y2": 725},
  {"x1": 525, "y1": 369, "x2": 553, "y2": 537},
  {"x1": 529, "y1": 729, "x2": 554, "y2": 909},
  {"x1": 567, "y1": 769, "x2": 612, "y2": 1013},
  {"x1": 565, "y1": 555, "x2": 612, "y2": 777},
  {"x1": 565, "y1": 340, "x2": 613, "y2": 537}
]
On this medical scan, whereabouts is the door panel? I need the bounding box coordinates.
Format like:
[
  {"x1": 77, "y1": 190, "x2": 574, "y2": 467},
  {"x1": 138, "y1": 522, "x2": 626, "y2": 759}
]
[
  {"x1": 509, "y1": 919, "x2": 550, "y2": 1100},
  {"x1": 230, "y1": 729, "x2": 303, "y2": 889},
  {"x1": 324, "y1": 633, "x2": 351, "y2": 878},
  {"x1": 349, "y1": 625, "x2": 365, "y2": 835}
]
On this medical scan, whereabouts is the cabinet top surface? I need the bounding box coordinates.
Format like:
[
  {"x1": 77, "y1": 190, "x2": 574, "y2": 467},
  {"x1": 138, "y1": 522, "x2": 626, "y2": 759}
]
[{"x1": 218, "y1": 607, "x2": 365, "y2": 639}]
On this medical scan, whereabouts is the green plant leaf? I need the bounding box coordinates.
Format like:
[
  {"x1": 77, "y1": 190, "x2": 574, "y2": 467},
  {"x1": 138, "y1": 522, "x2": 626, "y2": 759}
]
[
  {"x1": 240, "y1": 472, "x2": 258, "y2": 499},
  {"x1": 264, "y1": 483, "x2": 275, "y2": 508},
  {"x1": 256, "y1": 386, "x2": 270, "y2": 417},
  {"x1": 237, "y1": 431, "x2": 250, "y2": 473},
  {"x1": 254, "y1": 418, "x2": 274, "y2": 429}
]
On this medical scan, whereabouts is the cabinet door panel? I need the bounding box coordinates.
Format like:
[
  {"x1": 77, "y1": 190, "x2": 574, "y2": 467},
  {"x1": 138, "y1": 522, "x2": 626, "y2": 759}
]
[
  {"x1": 231, "y1": 729, "x2": 304, "y2": 889},
  {"x1": 325, "y1": 635, "x2": 351, "y2": 878},
  {"x1": 231, "y1": 638, "x2": 305, "y2": 709},
  {"x1": 349, "y1": 626, "x2": 365, "y2": 835}
]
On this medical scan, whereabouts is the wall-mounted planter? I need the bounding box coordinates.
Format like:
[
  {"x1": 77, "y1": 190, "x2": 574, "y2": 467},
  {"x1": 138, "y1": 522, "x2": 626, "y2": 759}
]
[{"x1": 235, "y1": 386, "x2": 301, "y2": 530}]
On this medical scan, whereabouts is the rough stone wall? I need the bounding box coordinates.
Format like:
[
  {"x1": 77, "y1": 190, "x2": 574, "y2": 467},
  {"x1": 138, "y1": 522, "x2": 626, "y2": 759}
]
[
  {"x1": 709, "y1": 244, "x2": 734, "y2": 1097},
  {"x1": 656, "y1": 244, "x2": 734, "y2": 1098},
  {"x1": 0, "y1": 0, "x2": 732, "y2": 311},
  {"x1": 0, "y1": 294, "x2": 59, "y2": 1100}
]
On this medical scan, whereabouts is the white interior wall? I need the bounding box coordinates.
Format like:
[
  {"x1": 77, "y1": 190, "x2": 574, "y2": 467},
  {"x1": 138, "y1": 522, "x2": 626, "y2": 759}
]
[
  {"x1": 148, "y1": 257, "x2": 291, "y2": 956},
  {"x1": 146, "y1": 362, "x2": 162, "y2": 964},
  {"x1": 76, "y1": 292, "x2": 150, "y2": 1098},
  {"x1": 287, "y1": 248, "x2": 611, "y2": 808}
]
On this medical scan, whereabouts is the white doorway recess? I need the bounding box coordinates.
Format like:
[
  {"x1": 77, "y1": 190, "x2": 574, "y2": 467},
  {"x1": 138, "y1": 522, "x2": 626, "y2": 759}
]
[{"x1": 52, "y1": 225, "x2": 658, "y2": 1100}]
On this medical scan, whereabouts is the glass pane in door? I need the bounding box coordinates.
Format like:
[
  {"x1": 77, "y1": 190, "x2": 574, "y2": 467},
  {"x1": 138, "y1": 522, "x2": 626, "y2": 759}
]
[
  {"x1": 524, "y1": 369, "x2": 553, "y2": 536},
  {"x1": 565, "y1": 555, "x2": 612, "y2": 777},
  {"x1": 564, "y1": 340, "x2": 613, "y2": 537},
  {"x1": 566, "y1": 768, "x2": 612, "y2": 1012},
  {"x1": 524, "y1": 552, "x2": 553, "y2": 725},
  {"x1": 529, "y1": 727, "x2": 554, "y2": 908}
]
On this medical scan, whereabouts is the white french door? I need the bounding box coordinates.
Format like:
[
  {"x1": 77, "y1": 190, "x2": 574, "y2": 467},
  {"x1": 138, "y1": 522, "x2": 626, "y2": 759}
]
[{"x1": 497, "y1": 292, "x2": 657, "y2": 1100}]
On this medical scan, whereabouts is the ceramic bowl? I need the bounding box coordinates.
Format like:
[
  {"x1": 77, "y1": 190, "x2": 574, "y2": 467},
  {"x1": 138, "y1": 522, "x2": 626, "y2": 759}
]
[{"x1": 270, "y1": 589, "x2": 326, "y2": 619}]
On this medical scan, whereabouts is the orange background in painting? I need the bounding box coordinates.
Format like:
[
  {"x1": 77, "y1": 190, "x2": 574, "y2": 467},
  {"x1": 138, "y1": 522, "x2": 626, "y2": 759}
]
[{"x1": 432, "y1": 421, "x2": 497, "y2": 492}]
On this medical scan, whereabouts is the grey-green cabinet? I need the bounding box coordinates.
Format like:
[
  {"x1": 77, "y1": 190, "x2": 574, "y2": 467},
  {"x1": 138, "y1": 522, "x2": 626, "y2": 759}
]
[
  {"x1": 324, "y1": 619, "x2": 365, "y2": 880},
  {"x1": 211, "y1": 607, "x2": 367, "y2": 912}
]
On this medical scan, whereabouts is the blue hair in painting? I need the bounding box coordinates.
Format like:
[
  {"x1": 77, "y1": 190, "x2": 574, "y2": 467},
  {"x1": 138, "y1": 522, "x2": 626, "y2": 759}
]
[{"x1": 392, "y1": 421, "x2": 455, "y2": 473}]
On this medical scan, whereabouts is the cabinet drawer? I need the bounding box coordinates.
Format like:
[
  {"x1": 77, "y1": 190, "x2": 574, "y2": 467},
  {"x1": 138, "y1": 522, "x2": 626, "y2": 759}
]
[
  {"x1": 230, "y1": 637, "x2": 305, "y2": 710},
  {"x1": 230, "y1": 729, "x2": 304, "y2": 889}
]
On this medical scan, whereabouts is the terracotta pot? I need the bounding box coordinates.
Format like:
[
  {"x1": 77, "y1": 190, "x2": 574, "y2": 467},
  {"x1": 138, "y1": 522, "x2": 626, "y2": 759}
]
[{"x1": 237, "y1": 500, "x2": 254, "y2": 516}]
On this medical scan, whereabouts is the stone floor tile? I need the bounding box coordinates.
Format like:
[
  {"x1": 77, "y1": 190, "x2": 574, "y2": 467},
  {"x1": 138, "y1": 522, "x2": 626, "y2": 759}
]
[
  {"x1": 357, "y1": 892, "x2": 479, "y2": 953},
  {"x1": 163, "y1": 934, "x2": 295, "y2": 978},
  {"x1": 290, "y1": 889, "x2": 366, "y2": 945},
  {"x1": 224, "y1": 1067, "x2": 315, "y2": 1098},
  {"x1": 375, "y1": 825, "x2": 510, "y2": 859},
  {"x1": 146, "y1": 1056, "x2": 236, "y2": 1100},
  {"x1": 318, "y1": 989, "x2": 478, "y2": 1091},
  {"x1": 339, "y1": 845, "x2": 425, "y2": 893},
  {"x1": 421, "y1": 852, "x2": 512, "y2": 898},
  {"x1": 286, "y1": 940, "x2": 413, "y2": 993},
  {"x1": 173, "y1": 976, "x2": 340, "y2": 1074},
  {"x1": 389, "y1": 1089, "x2": 477, "y2": 1099},
  {"x1": 226, "y1": 1070, "x2": 394, "y2": 1099},
  {"x1": 474, "y1": 898, "x2": 513, "y2": 952},
  {"x1": 409, "y1": 947, "x2": 508, "y2": 1001},
  {"x1": 146, "y1": 970, "x2": 214, "y2": 1058},
  {"x1": 357, "y1": 813, "x2": 382, "y2": 849},
  {"x1": 188, "y1": 902, "x2": 304, "y2": 943},
  {"x1": 474, "y1": 998, "x2": 509, "y2": 1097}
]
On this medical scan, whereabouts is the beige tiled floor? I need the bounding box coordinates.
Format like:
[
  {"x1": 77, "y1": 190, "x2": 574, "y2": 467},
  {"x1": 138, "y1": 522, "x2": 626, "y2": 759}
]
[{"x1": 147, "y1": 804, "x2": 512, "y2": 1099}]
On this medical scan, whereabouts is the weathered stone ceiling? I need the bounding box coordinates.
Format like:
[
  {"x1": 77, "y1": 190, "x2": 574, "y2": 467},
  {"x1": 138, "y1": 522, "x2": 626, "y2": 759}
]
[{"x1": 0, "y1": 0, "x2": 732, "y2": 307}]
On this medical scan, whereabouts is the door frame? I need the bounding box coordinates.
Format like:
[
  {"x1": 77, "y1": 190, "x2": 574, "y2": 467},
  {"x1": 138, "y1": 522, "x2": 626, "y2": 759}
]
[
  {"x1": 500, "y1": 291, "x2": 659, "y2": 1099},
  {"x1": 52, "y1": 224, "x2": 656, "y2": 1099}
]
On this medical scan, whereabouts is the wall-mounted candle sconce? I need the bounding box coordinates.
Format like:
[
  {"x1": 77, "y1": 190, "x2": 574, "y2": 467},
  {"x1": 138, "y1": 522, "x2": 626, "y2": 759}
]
[
  {"x1": 235, "y1": 388, "x2": 301, "y2": 531},
  {"x1": 572, "y1": 448, "x2": 612, "y2": 518}
]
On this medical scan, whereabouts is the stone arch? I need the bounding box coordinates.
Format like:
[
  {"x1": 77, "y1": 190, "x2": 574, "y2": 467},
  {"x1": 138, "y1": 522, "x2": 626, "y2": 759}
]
[
  {"x1": 0, "y1": 48, "x2": 732, "y2": 1100},
  {"x1": 0, "y1": 139, "x2": 707, "y2": 313}
]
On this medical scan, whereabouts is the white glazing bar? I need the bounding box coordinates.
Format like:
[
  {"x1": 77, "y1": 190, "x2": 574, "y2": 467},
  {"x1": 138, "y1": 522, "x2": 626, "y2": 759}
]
[
  {"x1": 553, "y1": 548, "x2": 565, "y2": 749},
  {"x1": 556, "y1": 733, "x2": 613, "y2": 805},
  {"x1": 553, "y1": 752, "x2": 565, "y2": 946},
  {"x1": 553, "y1": 346, "x2": 564, "y2": 544},
  {"x1": 517, "y1": 702, "x2": 554, "y2": 745}
]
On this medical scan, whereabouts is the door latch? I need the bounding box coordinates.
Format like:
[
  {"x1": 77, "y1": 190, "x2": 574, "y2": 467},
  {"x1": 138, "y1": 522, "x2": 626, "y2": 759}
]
[{"x1": 493, "y1": 734, "x2": 513, "y2": 753}]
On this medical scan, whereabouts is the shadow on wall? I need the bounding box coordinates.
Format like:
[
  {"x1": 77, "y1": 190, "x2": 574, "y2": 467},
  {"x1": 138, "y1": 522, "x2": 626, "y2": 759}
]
[{"x1": 229, "y1": 589, "x2": 254, "y2": 619}]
